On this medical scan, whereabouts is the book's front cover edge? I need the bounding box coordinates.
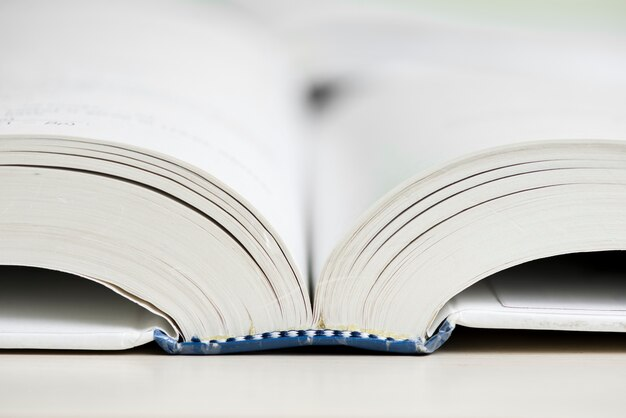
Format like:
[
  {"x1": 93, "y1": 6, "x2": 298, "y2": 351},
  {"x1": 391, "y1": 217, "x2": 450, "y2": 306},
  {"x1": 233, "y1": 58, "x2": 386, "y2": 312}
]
[{"x1": 153, "y1": 320, "x2": 455, "y2": 355}]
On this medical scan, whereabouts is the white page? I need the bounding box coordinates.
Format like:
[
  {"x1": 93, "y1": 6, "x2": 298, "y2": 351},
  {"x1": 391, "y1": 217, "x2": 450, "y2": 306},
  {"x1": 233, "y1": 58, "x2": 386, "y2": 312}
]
[
  {"x1": 0, "y1": 0, "x2": 308, "y2": 275},
  {"x1": 432, "y1": 253, "x2": 626, "y2": 335},
  {"x1": 0, "y1": 266, "x2": 176, "y2": 350},
  {"x1": 306, "y1": 5, "x2": 626, "y2": 278}
]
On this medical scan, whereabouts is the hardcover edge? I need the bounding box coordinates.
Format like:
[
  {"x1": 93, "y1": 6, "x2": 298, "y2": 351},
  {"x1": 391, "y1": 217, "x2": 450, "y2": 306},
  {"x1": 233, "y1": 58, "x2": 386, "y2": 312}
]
[{"x1": 153, "y1": 320, "x2": 455, "y2": 355}]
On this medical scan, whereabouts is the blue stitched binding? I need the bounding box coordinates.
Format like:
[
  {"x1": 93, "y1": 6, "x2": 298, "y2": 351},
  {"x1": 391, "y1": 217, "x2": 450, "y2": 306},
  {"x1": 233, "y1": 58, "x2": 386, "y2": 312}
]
[{"x1": 153, "y1": 320, "x2": 455, "y2": 355}]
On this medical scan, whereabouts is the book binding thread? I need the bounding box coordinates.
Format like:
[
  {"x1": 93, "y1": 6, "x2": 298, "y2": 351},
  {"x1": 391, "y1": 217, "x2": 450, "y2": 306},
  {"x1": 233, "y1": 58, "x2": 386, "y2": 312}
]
[{"x1": 153, "y1": 320, "x2": 455, "y2": 355}]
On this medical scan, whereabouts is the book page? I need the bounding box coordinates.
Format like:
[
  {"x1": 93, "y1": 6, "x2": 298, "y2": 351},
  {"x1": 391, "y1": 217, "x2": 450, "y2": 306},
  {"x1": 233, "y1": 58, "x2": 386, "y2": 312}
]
[
  {"x1": 308, "y1": 5, "x2": 626, "y2": 279},
  {"x1": 432, "y1": 252, "x2": 626, "y2": 335},
  {"x1": 0, "y1": 266, "x2": 177, "y2": 350},
  {"x1": 0, "y1": 0, "x2": 308, "y2": 274}
]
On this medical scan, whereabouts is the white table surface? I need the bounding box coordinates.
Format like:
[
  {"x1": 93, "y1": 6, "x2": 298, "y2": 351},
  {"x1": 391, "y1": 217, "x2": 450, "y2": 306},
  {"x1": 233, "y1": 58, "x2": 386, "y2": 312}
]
[{"x1": 1, "y1": 327, "x2": 625, "y2": 418}]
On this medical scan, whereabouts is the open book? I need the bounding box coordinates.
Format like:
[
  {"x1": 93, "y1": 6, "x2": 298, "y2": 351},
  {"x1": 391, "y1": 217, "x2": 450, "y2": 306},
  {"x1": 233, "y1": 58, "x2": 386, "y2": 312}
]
[{"x1": 1, "y1": 1, "x2": 626, "y2": 354}]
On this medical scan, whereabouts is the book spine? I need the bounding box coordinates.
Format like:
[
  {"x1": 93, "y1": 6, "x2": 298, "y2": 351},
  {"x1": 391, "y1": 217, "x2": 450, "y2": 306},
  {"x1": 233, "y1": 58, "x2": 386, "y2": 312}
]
[{"x1": 153, "y1": 320, "x2": 455, "y2": 355}]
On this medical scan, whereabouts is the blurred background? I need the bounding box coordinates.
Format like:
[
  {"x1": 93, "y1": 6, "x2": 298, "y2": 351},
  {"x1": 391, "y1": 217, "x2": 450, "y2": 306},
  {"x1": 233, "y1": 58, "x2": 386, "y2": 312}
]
[{"x1": 234, "y1": 0, "x2": 626, "y2": 270}]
